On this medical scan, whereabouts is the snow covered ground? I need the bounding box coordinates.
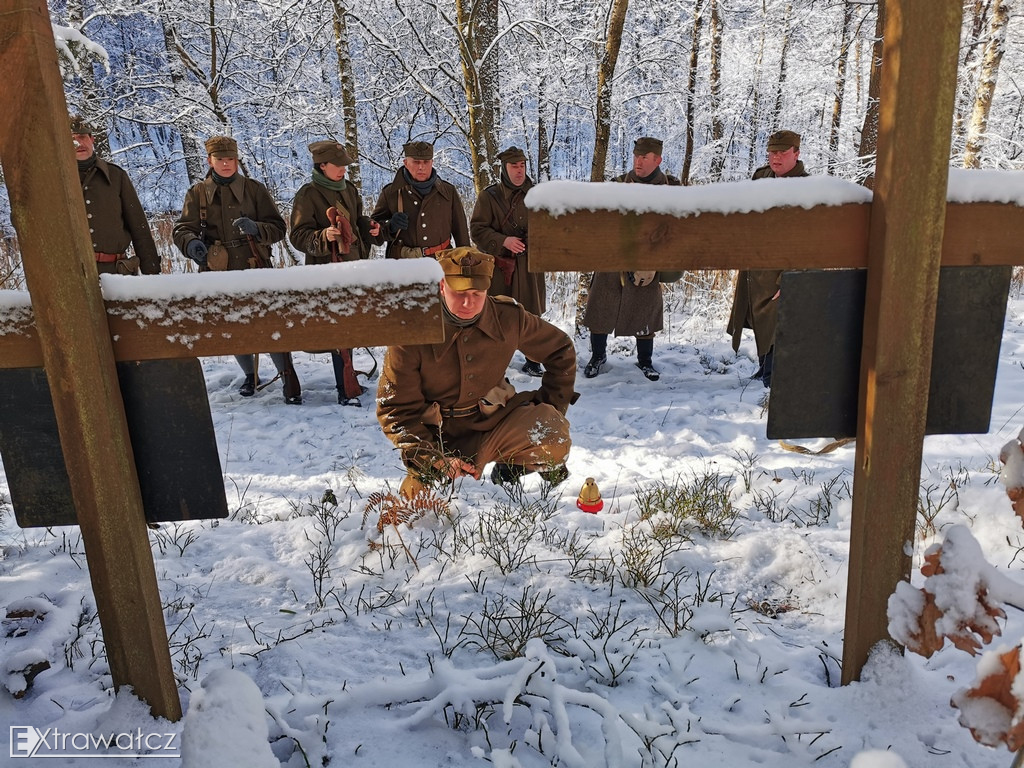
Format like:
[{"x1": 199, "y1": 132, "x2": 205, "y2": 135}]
[{"x1": 1, "y1": 274, "x2": 1023, "y2": 768}]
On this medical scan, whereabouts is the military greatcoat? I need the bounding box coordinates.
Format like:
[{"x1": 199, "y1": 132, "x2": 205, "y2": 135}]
[
  {"x1": 289, "y1": 180, "x2": 382, "y2": 264},
  {"x1": 80, "y1": 157, "x2": 160, "y2": 275},
  {"x1": 583, "y1": 168, "x2": 680, "y2": 337},
  {"x1": 173, "y1": 172, "x2": 286, "y2": 271},
  {"x1": 727, "y1": 160, "x2": 809, "y2": 355},
  {"x1": 371, "y1": 168, "x2": 470, "y2": 259},
  {"x1": 377, "y1": 296, "x2": 577, "y2": 473},
  {"x1": 470, "y1": 176, "x2": 546, "y2": 316}
]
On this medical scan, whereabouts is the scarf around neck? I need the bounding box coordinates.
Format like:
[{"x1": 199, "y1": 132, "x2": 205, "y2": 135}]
[{"x1": 313, "y1": 167, "x2": 347, "y2": 192}]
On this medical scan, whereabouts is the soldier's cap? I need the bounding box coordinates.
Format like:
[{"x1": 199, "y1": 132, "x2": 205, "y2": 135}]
[
  {"x1": 498, "y1": 145, "x2": 527, "y2": 165},
  {"x1": 403, "y1": 141, "x2": 434, "y2": 160},
  {"x1": 437, "y1": 247, "x2": 494, "y2": 292},
  {"x1": 205, "y1": 135, "x2": 238, "y2": 159},
  {"x1": 69, "y1": 114, "x2": 94, "y2": 136},
  {"x1": 309, "y1": 140, "x2": 354, "y2": 166},
  {"x1": 767, "y1": 130, "x2": 801, "y2": 152},
  {"x1": 633, "y1": 136, "x2": 663, "y2": 156}
]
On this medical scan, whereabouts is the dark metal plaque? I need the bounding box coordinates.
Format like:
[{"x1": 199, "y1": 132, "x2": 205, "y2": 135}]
[
  {"x1": 767, "y1": 266, "x2": 1011, "y2": 440},
  {"x1": 0, "y1": 359, "x2": 227, "y2": 527}
]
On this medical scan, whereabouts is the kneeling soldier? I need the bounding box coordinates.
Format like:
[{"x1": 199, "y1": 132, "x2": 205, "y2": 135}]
[{"x1": 377, "y1": 247, "x2": 578, "y2": 498}]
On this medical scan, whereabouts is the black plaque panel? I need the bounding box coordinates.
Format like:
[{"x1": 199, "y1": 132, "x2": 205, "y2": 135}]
[
  {"x1": 0, "y1": 359, "x2": 227, "y2": 527},
  {"x1": 766, "y1": 266, "x2": 1011, "y2": 440}
]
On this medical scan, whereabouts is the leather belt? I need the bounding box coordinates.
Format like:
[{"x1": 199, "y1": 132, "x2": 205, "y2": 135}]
[
  {"x1": 94, "y1": 251, "x2": 124, "y2": 263},
  {"x1": 440, "y1": 403, "x2": 480, "y2": 418},
  {"x1": 422, "y1": 239, "x2": 452, "y2": 257},
  {"x1": 218, "y1": 238, "x2": 248, "y2": 248}
]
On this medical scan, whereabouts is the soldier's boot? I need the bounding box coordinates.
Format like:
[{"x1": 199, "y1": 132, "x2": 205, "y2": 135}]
[
  {"x1": 635, "y1": 337, "x2": 660, "y2": 381},
  {"x1": 281, "y1": 367, "x2": 303, "y2": 405},
  {"x1": 539, "y1": 464, "x2": 569, "y2": 488},
  {"x1": 760, "y1": 347, "x2": 775, "y2": 388},
  {"x1": 491, "y1": 462, "x2": 528, "y2": 488},
  {"x1": 399, "y1": 473, "x2": 428, "y2": 500},
  {"x1": 521, "y1": 360, "x2": 543, "y2": 377},
  {"x1": 583, "y1": 356, "x2": 606, "y2": 378},
  {"x1": 239, "y1": 374, "x2": 258, "y2": 397},
  {"x1": 584, "y1": 332, "x2": 608, "y2": 378}
]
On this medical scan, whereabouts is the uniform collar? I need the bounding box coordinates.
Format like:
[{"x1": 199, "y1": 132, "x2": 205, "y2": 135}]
[{"x1": 432, "y1": 297, "x2": 507, "y2": 358}]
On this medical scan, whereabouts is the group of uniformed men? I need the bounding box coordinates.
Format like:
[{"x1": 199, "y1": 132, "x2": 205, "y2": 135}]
[{"x1": 69, "y1": 115, "x2": 805, "y2": 495}]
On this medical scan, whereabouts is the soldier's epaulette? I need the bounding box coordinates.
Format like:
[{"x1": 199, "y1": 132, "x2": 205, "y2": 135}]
[{"x1": 491, "y1": 295, "x2": 519, "y2": 306}]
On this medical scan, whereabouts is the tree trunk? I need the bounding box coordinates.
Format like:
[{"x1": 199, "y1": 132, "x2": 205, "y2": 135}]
[
  {"x1": 681, "y1": 0, "x2": 704, "y2": 185},
  {"x1": 963, "y1": 0, "x2": 1008, "y2": 168},
  {"x1": 770, "y1": 3, "x2": 792, "y2": 130},
  {"x1": 455, "y1": 0, "x2": 500, "y2": 195},
  {"x1": 745, "y1": 0, "x2": 767, "y2": 176},
  {"x1": 590, "y1": 0, "x2": 629, "y2": 182},
  {"x1": 708, "y1": 0, "x2": 725, "y2": 181},
  {"x1": 828, "y1": 1, "x2": 855, "y2": 176},
  {"x1": 538, "y1": 71, "x2": 552, "y2": 181},
  {"x1": 330, "y1": 0, "x2": 362, "y2": 187},
  {"x1": 857, "y1": 0, "x2": 885, "y2": 188},
  {"x1": 66, "y1": 0, "x2": 109, "y2": 157},
  {"x1": 954, "y1": 0, "x2": 991, "y2": 143}
]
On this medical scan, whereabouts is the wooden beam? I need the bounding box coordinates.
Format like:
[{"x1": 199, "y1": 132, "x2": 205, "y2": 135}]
[
  {"x1": 841, "y1": 0, "x2": 963, "y2": 684},
  {"x1": 528, "y1": 200, "x2": 1024, "y2": 272},
  {"x1": 0, "y1": 0, "x2": 180, "y2": 719},
  {"x1": 0, "y1": 274, "x2": 443, "y2": 369}
]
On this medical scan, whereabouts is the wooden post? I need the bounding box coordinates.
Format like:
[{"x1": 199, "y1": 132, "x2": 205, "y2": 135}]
[
  {"x1": 841, "y1": 0, "x2": 963, "y2": 683},
  {"x1": 0, "y1": 0, "x2": 180, "y2": 718}
]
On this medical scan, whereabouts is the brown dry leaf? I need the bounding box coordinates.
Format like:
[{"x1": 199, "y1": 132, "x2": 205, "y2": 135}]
[
  {"x1": 905, "y1": 589, "x2": 947, "y2": 658},
  {"x1": 1009, "y1": 486, "x2": 1024, "y2": 526},
  {"x1": 962, "y1": 646, "x2": 1024, "y2": 750}
]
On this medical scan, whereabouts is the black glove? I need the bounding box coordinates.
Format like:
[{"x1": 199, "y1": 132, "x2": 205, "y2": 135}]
[
  {"x1": 389, "y1": 212, "x2": 409, "y2": 233},
  {"x1": 186, "y1": 239, "x2": 208, "y2": 266},
  {"x1": 232, "y1": 217, "x2": 259, "y2": 237}
]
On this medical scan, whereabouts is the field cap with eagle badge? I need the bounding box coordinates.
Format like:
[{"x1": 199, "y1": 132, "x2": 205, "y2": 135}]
[{"x1": 437, "y1": 247, "x2": 495, "y2": 291}]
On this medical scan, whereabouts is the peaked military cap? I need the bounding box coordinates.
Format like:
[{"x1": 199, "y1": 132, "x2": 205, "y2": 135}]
[
  {"x1": 767, "y1": 130, "x2": 801, "y2": 152},
  {"x1": 497, "y1": 146, "x2": 527, "y2": 164},
  {"x1": 69, "y1": 114, "x2": 94, "y2": 135},
  {"x1": 437, "y1": 247, "x2": 494, "y2": 292},
  {"x1": 403, "y1": 141, "x2": 434, "y2": 160},
  {"x1": 633, "y1": 136, "x2": 663, "y2": 156},
  {"x1": 309, "y1": 140, "x2": 354, "y2": 166},
  {"x1": 205, "y1": 135, "x2": 238, "y2": 159}
]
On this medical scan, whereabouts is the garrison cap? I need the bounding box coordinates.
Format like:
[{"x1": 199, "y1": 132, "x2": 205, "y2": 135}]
[
  {"x1": 498, "y1": 145, "x2": 527, "y2": 164},
  {"x1": 205, "y1": 135, "x2": 238, "y2": 159},
  {"x1": 633, "y1": 136, "x2": 663, "y2": 156},
  {"x1": 403, "y1": 141, "x2": 434, "y2": 160},
  {"x1": 309, "y1": 140, "x2": 354, "y2": 166},
  {"x1": 69, "y1": 114, "x2": 94, "y2": 135},
  {"x1": 437, "y1": 247, "x2": 494, "y2": 292},
  {"x1": 767, "y1": 130, "x2": 801, "y2": 152}
]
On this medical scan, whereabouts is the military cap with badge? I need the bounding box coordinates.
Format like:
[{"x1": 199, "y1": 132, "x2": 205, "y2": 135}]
[{"x1": 436, "y1": 247, "x2": 495, "y2": 292}]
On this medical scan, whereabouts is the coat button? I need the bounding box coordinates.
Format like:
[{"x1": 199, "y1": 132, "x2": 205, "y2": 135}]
[
  {"x1": 466, "y1": 354, "x2": 473, "y2": 361},
  {"x1": 467, "y1": 374, "x2": 474, "y2": 380}
]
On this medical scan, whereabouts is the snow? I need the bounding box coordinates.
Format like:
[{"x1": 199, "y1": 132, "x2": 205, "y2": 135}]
[{"x1": 1, "y1": 257, "x2": 1023, "y2": 765}]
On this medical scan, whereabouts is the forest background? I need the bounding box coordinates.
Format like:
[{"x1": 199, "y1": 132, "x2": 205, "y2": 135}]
[{"x1": 1, "y1": 0, "x2": 1022, "y2": 285}]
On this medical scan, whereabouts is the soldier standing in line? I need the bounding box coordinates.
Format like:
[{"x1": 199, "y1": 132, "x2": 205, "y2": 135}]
[
  {"x1": 470, "y1": 145, "x2": 547, "y2": 377},
  {"x1": 377, "y1": 247, "x2": 577, "y2": 499},
  {"x1": 727, "y1": 129, "x2": 808, "y2": 388},
  {"x1": 70, "y1": 114, "x2": 160, "y2": 276},
  {"x1": 582, "y1": 136, "x2": 680, "y2": 382},
  {"x1": 371, "y1": 141, "x2": 470, "y2": 260},
  {"x1": 172, "y1": 135, "x2": 302, "y2": 404},
  {"x1": 290, "y1": 140, "x2": 384, "y2": 405}
]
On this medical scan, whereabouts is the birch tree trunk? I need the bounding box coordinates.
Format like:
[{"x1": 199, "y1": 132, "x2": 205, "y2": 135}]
[
  {"x1": 955, "y1": 0, "x2": 991, "y2": 141},
  {"x1": 455, "y1": 0, "x2": 500, "y2": 195},
  {"x1": 745, "y1": 0, "x2": 767, "y2": 176},
  {"x1": 590, "y1": 0, "x2": 629, "y2": 182},
  {"x1": 157, "y1": 2, "x2": 209, "y2": 184},
  {"x1": 330, "y1": 0, "x2": 362, "y2": 187},
  {"x1": 770, "y1": 3, "x2": 792, "y2": 130},
  {"x1": 708, "y1": 0, "x2": 725, "y2": 181},
  {"x1": 681, "y1": 0, "x2": 704, "y2": 185},
  {"x1": 963, "y1": 0, "x2": 1008, "y2": 168},
  {"x1": 828, "y1": 1, "x2": 855, "y2": 176},
  {"x1": 857, "y1": 0, "x2": 884, "y2": 188}
]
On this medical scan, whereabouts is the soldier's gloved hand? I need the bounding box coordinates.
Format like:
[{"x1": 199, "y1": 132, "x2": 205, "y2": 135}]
[
  {"x1": 185, "y1": 239, "x2": 208, "y2": 266},
  {"x1": 232, "y1": 217, "x2": 259, "y2": 236},
  {"x1": 389, "y1": 212, "x2": 409, "y2": 233},
  {"x1": 631, "y1": 270, "x2": 657, "y2": 287}
]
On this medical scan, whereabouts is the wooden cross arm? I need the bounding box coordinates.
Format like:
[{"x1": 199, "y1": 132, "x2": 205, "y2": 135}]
[
  {"x1": 0, "y1": 261, "x2": 444, "y2": 369},
  {"x1": 526, "y1": 178, "x2": 1024, "y2": 272}
]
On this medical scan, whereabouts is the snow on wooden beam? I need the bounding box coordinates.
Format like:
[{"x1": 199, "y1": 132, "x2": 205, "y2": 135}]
[{"x1": 0, "y1": 260, "x2": 444, "y2": 369}]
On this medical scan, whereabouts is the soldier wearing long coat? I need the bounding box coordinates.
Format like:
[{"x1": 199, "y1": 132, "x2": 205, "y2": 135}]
[
  {"x1": 71, "y1": 115, "x2": 159, "y2": 276},
  {"x1": 290, "y1": 140, "x2": 384, "y2": 404},
  {"x1": 173, "y1": 135, "x2": 300, "y2": 404},
  {"x1": 582, "y1": 136, "x2": 680, "y2": 382},
  {"x1": 377, "y1": 248, "x2": 577, "y2": 499},
  {"x1": 371, "y1": 141, "x2": 470, "y2": 260},
  {"x1": 471, "y1": 145, "x2": 547, "y2": 376},
  {"x1": 727, "y1": 129, "x2": 809, "y2": 387}
]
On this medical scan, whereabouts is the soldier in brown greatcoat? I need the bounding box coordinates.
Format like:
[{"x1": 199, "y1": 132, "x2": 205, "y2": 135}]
[
  {"x1": 582, "y1": 136, "x2": 680, "y2": 382},
  {"x1": 377, "y1": 247, "x2": 577, "y2": 499},
  {"x1": 470, "y1": 145, "x2": 547, "y2": 377},
  {"x1": 727, "y1": 129, "x2": 809, "y2": 388},
  {"x1": 70, "y1": 115, "x2": 159, "y2": 276},
  {"x1": 370, "y1": 141, "x2": 470, "y2": 261},
  {"x1": 290, "y1": 140, "x2": 384, "y2": 405},
  {"x1": 172, "y1": 135, "x2": 301, "y2": 404}
]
